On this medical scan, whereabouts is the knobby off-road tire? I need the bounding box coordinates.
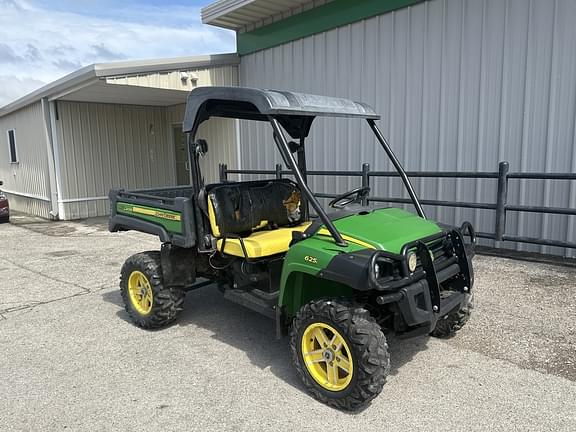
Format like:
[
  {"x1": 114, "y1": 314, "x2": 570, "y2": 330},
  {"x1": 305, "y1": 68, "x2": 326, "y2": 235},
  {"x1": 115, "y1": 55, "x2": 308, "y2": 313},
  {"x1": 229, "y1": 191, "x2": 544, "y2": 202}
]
[
  {"x1": 120, "y1": 251, "x2": 185, "y2": 329},
  {"x1": 290, "y1": 299, "x2": 390, "y2": 411},
  {"x1": 430, "y1": 293, "x2": 474, "y2": 338}
]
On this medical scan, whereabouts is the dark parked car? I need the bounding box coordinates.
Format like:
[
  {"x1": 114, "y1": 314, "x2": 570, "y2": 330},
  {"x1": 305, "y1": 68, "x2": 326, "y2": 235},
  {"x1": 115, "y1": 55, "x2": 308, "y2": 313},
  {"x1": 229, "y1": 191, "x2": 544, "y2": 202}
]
[{"x1": 0, "y1": 181, "x2": 9, "y2": 223}]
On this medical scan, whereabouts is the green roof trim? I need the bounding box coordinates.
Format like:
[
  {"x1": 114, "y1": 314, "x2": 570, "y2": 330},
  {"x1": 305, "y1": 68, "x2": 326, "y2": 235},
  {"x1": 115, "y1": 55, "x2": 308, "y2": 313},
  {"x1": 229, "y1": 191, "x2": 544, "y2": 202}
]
[{"x1": 237, "y1": 0, "x2": 426, "y2": 55}]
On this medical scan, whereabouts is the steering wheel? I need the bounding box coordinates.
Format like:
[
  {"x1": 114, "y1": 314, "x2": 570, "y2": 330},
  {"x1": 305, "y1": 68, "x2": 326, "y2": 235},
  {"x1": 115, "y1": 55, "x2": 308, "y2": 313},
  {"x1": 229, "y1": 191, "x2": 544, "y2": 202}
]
[{"x1": 328, "y1": 186, "x2": 370, "y2": 209}]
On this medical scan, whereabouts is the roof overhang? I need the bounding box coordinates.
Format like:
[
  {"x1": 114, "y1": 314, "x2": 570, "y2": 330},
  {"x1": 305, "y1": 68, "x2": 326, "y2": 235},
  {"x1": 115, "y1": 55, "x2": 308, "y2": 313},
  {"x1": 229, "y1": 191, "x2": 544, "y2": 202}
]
[
  {"x1": 0, "y1": 53, "x2": 239, "y2": 117},
  {"x1": 58, "y1": 81, "x2": 191, "y2": 107},
  {"x1": 201, "y1": 0, "x2": 314, "y2": 30}
]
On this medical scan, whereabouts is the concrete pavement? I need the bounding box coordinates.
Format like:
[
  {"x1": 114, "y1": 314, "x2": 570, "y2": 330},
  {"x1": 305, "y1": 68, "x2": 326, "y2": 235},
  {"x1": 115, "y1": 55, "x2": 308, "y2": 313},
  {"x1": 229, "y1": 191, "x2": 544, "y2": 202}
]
[{"x1": 1, "y1": 217, "x2": 575, "y2": 431}]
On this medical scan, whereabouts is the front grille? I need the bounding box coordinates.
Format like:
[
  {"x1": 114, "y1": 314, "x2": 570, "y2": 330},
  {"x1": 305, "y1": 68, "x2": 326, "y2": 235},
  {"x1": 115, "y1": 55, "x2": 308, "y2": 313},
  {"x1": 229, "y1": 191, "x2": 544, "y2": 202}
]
[{"x1": 414, "y1": 235, "x2": 457, "y2": 274}]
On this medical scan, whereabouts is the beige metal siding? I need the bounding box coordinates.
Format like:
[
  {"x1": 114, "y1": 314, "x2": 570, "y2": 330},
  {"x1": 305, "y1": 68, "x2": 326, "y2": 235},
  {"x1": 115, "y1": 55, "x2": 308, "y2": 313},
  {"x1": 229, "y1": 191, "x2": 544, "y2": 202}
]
[
  {"x1": 166, "y1": 104, "x2": 238, "y2": 184},
  {"x1": 0, "y1": 62, "x2": 239, "y2": 220},
  {"x1": 103, "y1": 64, "x2": 239, "y2": 188},
  {"x1": 105, "y1": 65, "x2": 239, "y2": 91},
  {"x1": 0, "y1": 101, "x2": 52, "y2": 218},
  {"x1": 55, "y1": 101, "x2": 174, "y2": 219}
]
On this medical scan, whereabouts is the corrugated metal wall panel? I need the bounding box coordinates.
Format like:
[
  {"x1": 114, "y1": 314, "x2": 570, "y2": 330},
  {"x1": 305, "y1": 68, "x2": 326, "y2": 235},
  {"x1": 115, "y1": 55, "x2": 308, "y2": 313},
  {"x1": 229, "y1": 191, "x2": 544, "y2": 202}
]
[
  {"x1": 0, "y1": 101, "x2": 52, "y2": 218},
  {"x1": 239, "y1": 0, "x2": 576, "y2": 257},
  {"x1": 56, "y1": 101, "x2": 174, "y2": 219},
  {"x1": 166, "y1": 104, "x2": 238, "y2": 184},
  {"x1": 105, "y1": 65, "x2": 239, "y2": 90},
  {"x1": 54, "y1": 64, "x2": 239, "y2": 220}
]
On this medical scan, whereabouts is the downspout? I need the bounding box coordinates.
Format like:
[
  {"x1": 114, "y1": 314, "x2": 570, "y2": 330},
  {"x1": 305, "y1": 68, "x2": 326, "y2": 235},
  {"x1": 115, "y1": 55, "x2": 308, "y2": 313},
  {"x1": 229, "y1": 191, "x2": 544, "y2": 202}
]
[
  {"x1": 49, "y1": 101, "x2": 65, "y2": 218},
  {"x1": 41, "y1": 97, "x2": 59, "y2": 219}
]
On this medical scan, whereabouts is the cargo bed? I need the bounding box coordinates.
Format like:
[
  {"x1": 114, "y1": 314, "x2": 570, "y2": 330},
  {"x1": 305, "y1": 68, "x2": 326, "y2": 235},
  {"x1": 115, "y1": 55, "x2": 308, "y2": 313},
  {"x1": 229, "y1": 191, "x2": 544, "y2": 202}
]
[{"x1": 109, "y1": 186, "x2": 197, "y2": 247}]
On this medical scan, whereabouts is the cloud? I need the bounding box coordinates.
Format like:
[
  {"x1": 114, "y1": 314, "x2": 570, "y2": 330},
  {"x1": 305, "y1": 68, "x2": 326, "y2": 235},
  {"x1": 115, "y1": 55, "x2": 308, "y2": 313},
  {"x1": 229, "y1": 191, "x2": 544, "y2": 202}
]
[
  {"x1": 0, "y1": 75, "x2": 47, "y2": 106},
  {"x1": 0, "y1": 0, "x2": 235, "y2": 107},
  {"x1": 90, "y1": 44, "x2": 126, "y2": 61},
  {"x1": 51, "y1": 58, "x2": 82, "y2": 70},
  {"x1": 0, "y1": 42, "x2": 41, "y2": 64},
  {"x1": 0, "y1": 43, "x2": 20, "y2": 63}
]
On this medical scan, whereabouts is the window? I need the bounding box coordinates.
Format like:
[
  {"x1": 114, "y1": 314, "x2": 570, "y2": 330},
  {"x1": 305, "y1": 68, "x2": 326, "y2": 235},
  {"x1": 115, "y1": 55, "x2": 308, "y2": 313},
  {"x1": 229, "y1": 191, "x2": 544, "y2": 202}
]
[{"x1": 7, "y1": 129, "x2": 17, "y2": 163}]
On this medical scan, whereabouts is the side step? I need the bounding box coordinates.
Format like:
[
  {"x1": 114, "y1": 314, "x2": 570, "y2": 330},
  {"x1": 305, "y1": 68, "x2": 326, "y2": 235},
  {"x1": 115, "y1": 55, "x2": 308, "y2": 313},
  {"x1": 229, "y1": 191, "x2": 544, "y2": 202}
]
[{"x1": 223, "y1": 288, "x2": 278, "y2": 319}]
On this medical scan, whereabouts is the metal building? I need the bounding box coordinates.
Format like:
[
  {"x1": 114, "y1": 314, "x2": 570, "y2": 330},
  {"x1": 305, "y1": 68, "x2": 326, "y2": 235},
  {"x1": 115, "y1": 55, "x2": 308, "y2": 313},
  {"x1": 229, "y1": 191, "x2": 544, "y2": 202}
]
[
  {"x1": 0, "y1": 54, "x2": 239, "y2": 220},
  {"x1": 2, "y1": 0, "x2": 575, "y2": 257},
  {"x1": 202, "y1": 0, "x2": 576, "y2": 257}
]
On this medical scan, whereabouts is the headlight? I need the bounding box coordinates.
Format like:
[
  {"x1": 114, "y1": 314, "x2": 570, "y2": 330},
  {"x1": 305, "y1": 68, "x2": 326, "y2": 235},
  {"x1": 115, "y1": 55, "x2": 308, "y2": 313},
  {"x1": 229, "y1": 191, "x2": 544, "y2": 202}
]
[{"x1": 407, "y1": 252, "x2": 417, "y2": 273}]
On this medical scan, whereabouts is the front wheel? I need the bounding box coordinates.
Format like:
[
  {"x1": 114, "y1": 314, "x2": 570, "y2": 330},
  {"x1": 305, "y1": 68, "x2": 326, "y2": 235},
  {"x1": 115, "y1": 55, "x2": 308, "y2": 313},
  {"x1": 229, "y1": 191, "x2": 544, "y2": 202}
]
[
  {"x1": 290, "y1": 299, "x2": 390, "y2": 411},
  {"x1": 120, "y1": 251, "x2": 185, "y2": 329},
  {"x1": 430, "y1": 293, "x2": 474, "y2": 338}
]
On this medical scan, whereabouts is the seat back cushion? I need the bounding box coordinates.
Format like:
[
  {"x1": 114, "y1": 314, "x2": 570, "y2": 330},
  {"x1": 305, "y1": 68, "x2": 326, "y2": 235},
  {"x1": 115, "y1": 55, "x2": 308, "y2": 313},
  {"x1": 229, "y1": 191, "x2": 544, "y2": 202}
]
[{"x1": 206, "y1": 179, "x2": 302, "y2": 237}]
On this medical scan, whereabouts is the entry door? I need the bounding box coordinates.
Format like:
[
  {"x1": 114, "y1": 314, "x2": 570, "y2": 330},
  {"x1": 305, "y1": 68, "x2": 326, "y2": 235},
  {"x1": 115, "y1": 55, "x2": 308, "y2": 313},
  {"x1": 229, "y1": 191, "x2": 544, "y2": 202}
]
[{"x1": 173, "y1": 125, "x2": 189, "y2": 185}]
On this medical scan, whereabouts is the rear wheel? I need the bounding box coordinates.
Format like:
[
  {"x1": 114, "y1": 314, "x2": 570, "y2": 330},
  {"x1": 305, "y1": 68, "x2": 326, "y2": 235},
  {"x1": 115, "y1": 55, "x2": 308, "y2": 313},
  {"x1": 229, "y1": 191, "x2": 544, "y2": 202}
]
[
  {"x1": 120, "y1": 251, "x2": 185, "y2": 329},
  {"x1": 430, "y1": 293, "x2": 474, "y2": 338},
  {"x1": 290, "y1": 299, "x2": 390, "y2": 411}
]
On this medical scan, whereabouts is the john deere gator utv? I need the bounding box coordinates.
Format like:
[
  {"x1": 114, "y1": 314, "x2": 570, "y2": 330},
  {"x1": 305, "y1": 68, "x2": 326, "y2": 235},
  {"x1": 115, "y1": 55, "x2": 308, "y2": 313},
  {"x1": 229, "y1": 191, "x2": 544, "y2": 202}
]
[{"x1": 109, "y1": 87, "x2": 475, "y2": 410}]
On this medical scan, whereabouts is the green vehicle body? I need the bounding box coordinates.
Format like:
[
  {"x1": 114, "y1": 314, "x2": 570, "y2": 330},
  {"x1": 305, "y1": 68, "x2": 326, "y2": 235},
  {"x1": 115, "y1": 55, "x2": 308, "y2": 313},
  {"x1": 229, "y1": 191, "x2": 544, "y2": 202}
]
[
  {"x1": 116, "y1": 202, "x2": 183, "y2": 234},
  {"x1": 279, "y1": 208, "x2": 442, "y2": 317},
  {"x1": 112, "y1": 194, "x2": 452, "y2": 321}
]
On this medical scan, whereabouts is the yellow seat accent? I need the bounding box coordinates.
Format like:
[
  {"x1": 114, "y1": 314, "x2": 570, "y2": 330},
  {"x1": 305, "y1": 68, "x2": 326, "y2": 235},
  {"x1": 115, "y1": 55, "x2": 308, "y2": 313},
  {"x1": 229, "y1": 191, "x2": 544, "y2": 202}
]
[
  {"x1": 217, "y1": 222, "x2": 312, "y2": 258},
  {"x1": 207, "y1": 196, "x2": 221, "y2": 237}
]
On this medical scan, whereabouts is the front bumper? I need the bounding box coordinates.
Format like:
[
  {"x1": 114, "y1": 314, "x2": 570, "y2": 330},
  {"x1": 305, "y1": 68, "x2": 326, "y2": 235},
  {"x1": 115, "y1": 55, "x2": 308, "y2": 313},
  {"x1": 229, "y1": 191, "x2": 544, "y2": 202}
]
[
  {"x1": 394, "y1": 276, "x2": 467, "y2": 334},
  {"x1": 375, "y1": 229, "x2": 474, "y2": 334},
  {"x1": 319, "y1": 226, "x2": 475, "y2": 334}
]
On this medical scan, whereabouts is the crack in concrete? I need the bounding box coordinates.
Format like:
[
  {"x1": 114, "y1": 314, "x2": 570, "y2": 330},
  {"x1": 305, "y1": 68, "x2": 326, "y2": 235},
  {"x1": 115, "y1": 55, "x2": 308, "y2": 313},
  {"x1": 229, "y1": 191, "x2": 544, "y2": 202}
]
[
  {"x1": 0, "y1": 292, "x2": 90, "y2": 315},
  {"x1": 1, "y1": 256, "x2": 92, "y2": 293},
  {"x1": 0, "y1": 285, "x2": 116, "y2": 318}
]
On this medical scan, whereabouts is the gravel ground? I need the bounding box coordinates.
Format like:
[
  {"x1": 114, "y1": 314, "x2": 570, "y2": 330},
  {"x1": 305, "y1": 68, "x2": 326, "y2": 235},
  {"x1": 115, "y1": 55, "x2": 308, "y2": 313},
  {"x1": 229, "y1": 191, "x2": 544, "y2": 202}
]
[{"x1": 0, "y1": 216, "x2": 575, "y2": 431}]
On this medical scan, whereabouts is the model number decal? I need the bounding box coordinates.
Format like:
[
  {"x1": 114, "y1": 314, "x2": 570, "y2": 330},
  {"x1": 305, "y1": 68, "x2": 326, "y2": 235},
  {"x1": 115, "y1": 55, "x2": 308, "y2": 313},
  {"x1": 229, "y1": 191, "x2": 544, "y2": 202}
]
[{"x1": 304, "y1": 255, "x2": 318, "y2": 264}]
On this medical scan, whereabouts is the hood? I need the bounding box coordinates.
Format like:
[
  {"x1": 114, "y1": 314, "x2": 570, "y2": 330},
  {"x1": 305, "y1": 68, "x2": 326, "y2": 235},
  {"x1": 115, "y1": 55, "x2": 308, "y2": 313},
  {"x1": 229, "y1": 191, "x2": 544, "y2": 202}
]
[{"x1": 326, "y1": 208, "x2": 441, "y2": 254}]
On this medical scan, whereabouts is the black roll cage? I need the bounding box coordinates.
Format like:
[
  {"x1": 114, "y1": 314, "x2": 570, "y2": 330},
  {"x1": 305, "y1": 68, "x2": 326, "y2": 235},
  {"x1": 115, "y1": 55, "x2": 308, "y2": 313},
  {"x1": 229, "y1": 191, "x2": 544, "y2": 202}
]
[{"x1": 183, "y1": 87, "x2": 426, "y2": 248}]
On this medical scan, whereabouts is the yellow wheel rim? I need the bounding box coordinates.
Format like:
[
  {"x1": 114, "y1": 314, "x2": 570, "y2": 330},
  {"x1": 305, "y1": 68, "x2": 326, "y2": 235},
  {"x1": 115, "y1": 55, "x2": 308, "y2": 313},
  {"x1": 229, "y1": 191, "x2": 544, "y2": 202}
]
[
  {"x1": 127, "y1": 271, "x2": 153, "y2": 315},
  {"x1": 301, "y1": 322, "x2": 354, "y2": 392}
]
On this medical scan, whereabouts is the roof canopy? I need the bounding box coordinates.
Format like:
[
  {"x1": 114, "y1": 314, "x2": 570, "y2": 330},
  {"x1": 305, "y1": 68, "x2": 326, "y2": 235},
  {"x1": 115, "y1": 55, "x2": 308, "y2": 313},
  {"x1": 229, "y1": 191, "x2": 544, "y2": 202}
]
[
  {"x1": 183, "y1": 86, "x2": 379, "y2": 138},
  {"x1": 0, "y1": 54, "x2": 239, "y2": 117}
]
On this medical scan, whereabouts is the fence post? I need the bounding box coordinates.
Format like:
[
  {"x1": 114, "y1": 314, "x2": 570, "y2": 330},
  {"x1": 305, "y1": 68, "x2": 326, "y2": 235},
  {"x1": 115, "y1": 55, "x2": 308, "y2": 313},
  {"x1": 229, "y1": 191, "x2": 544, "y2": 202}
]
[
  {"x1": 361, "y1": 163, "x2": 370, "y2": 206},
  {"x1": 495, "y1": 161, "x2": 509, "y2": 246},
  {"x1": 275, "y1": 163, "x2": 283, "y2": 179},
  {"x1": 219, "y1": 163, "x2": 228, "y2": 183}
]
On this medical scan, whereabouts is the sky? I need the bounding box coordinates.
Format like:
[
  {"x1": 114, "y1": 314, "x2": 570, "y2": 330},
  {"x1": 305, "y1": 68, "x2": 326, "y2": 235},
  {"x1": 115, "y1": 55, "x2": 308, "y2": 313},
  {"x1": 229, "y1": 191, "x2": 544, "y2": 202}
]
[{"x1": 0, "y1": 0, "x2": 236, "y2": 107}]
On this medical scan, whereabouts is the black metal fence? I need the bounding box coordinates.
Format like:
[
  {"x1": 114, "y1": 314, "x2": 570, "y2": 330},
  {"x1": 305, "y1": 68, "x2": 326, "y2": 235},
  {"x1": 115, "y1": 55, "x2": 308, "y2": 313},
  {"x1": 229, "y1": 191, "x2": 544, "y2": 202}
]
[{"x1": 219, "y1": 162, "x2": 576, "y2": 250}]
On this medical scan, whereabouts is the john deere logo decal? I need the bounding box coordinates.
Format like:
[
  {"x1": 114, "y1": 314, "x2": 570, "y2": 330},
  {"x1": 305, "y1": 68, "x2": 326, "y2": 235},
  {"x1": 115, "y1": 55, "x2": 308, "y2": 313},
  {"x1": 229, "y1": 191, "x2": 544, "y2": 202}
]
[
  {"x1": 118, "y1": 202, "x2": 181, "y2": 222},
  {"x1": 131, "y1": 206, "x2": 181, "y2": 221}
]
